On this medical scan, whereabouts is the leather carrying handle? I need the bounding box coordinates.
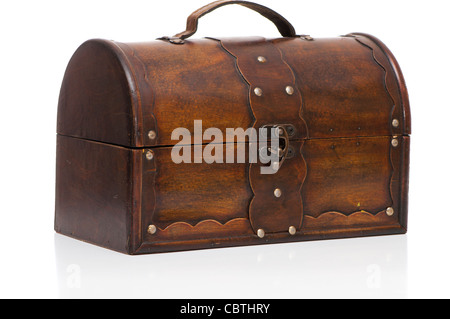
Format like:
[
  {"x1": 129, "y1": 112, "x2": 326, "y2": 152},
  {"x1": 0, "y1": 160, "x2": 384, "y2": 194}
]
[{"x1": 173, "y1": 0, "x2": 297, "y2": 40}]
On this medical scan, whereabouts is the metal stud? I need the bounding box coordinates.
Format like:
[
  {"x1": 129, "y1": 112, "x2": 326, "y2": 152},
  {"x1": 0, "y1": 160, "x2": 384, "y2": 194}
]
[
  {"x1": 392, "y1": 119, "x2": 400, "y2": 128},
  {"x1": 254, "y1": 87, "x2": 263, "y2": 97},
  {"x1": 286, "y1": 86, "x2": 295, "y2": 95},
  {"x1": 148, "y1": 130, "x2": 157, "y2": 140},
  {"x1": 257, "y1": 56, "x2": 267, "y2": 63},
  {"x1": 386, "y1": 207, "x2": 395, "y2": 217},
  {"x1": 287, "y1": 147, "x2": 295, "y2": 158},
  {"x1": 289, "y1": 226, "x2": 297, "y2": 236},
  {"x1": 391, "y1": 138, "x2": 399, "y2": 148},
  {"x1": 274, "y1": 188, "x2": 282, "y2": 198},
  {"x1": 146, "y1": 150, "x2": 154, "y2": 161},
  {"x1": 257, "y1": 229, "x2": 265, "y2": 239},
  {"x1": 286, "y1": 125, "x2": 295, "y2": 137},
  {"x1": 147, "y1": 225, "x2": 157, "y2": 235}
]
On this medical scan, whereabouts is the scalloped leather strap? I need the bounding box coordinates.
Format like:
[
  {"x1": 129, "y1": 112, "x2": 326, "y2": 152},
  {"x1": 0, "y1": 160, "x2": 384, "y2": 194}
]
[{"x1": 219, "y1": 37, "x2": 307, "y2": 235}]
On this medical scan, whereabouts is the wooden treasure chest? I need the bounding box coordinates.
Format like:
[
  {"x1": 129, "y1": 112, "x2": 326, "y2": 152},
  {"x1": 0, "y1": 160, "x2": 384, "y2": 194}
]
[{"x1": 55, "y1": 0, "x2": 411, "y2": 254}]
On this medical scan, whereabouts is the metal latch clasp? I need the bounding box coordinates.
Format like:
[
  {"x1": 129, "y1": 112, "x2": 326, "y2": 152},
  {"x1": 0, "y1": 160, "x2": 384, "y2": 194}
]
[{"x1": 259, "y1": 124, "x2": 294, "y2": 172}]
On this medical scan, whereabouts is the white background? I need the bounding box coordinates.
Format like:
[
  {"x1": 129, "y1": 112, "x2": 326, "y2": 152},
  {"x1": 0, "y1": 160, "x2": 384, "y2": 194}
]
[{"x1": 0, "y1": 0, "x2": 449, "y2": 299}]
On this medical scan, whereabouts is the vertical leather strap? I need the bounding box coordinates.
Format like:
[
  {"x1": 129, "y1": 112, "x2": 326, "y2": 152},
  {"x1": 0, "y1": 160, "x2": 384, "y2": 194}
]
[{"x1": 217, "y1": 37, "x2": 308, "y2": 236}]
